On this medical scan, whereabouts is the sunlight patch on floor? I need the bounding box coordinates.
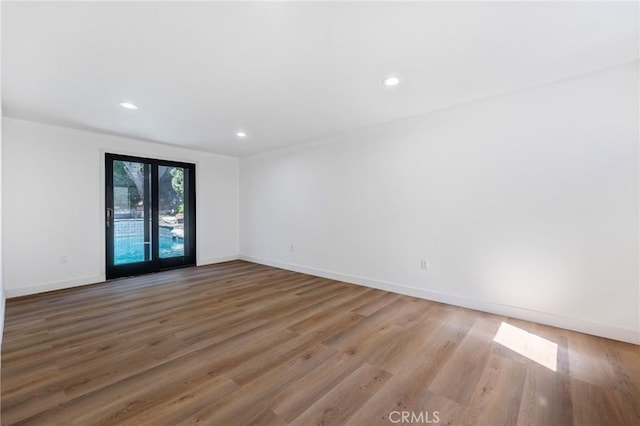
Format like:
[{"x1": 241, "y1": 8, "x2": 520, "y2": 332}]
[{"x1": 493, "y1": 321, "x2": 558, "y2": 371}]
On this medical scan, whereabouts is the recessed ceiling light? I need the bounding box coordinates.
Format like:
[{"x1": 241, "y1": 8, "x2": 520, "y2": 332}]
[
  {"x1": 236, "y1": 131, "x2": 247, "y2": 138},
  {"x1": 382, "y1": 76, "x2": 400, "y2": 87},
  {"x1": 120, "y1": 102, "x2": 138, "y2": 110}
]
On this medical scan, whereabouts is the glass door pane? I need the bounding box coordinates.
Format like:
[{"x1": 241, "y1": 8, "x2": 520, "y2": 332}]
[
  {"x1": 158, "y1": 165, "x2": 186, "y2": 259},
  {"x1": 112, "y1": 160, "x2": 152, "y2": 265}
]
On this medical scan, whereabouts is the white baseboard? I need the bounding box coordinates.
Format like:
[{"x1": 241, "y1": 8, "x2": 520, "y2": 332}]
[
  {"x1": 197, "y1": 254, "x2": 240, "y2": 266},
  {"x1": 5, "y1": 275, "x2": 106, "y2": 298},
  {"x1": 240, "y1": 255, "x2": 640, "y2": 345}
]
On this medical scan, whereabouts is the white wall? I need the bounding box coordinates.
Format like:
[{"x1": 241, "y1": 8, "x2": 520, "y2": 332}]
[
  {"x1": 0, "y1": 108, "x2": 4, "y2": 347},
  {"x1": 2, "y1": 118, "x2": 239, "y2": 297},
  {"x1": 0, "y1": 109, "x2": 4, "y2": 345},
  {"x1": 0, "y1": 1, "x2": 5, "y2": 347},
  {"x1": 240, "y1": 62, "x2": 640, "y2": 344}
]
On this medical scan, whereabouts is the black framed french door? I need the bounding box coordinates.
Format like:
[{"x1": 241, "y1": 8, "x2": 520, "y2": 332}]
[{"x1": 105, "y1": 153, "x2": 196, "y2": 279}]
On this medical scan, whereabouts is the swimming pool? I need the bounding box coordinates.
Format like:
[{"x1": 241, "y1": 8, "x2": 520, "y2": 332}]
[
  {"x1": 114, "y1": 220, "x2": 184, "y2": 264},
  {"x1": 114, "y1": 235, "x2": 184, "y2": 264}
]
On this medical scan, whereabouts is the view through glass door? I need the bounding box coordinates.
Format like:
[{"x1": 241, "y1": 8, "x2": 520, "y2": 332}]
[{"x1": 106, "y1": 154, "x2": 196, "y2": 279}]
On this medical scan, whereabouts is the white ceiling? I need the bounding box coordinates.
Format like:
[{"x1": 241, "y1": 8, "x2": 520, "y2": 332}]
[{"x1": 2, "y1": 1, "x2": 638, "y2": 157}]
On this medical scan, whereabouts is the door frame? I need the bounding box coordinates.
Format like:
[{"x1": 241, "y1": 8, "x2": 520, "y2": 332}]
[{"x1": 105, "y1": 153, "x2": 197, "y2": 280}]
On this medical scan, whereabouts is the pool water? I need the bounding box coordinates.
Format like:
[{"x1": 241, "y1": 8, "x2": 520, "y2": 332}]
[{"x1": 114, "y1": 235, "x2": 184, "y2": 265}]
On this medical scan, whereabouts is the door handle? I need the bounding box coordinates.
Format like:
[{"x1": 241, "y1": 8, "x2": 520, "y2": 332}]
[{"x1": 106, "y1": 208, "x2": 113, "y2": 227}]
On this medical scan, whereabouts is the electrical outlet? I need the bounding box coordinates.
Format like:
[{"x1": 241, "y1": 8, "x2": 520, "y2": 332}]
[
  {"x1": 420, "y1": 259, "x2": 429, "y2": 270},
  {"x1": 290, "y1": 244, "x2": 294, "y2": 252},
  {"x1": 60, "y1": 255, "x2": 69, "y2": 264}
]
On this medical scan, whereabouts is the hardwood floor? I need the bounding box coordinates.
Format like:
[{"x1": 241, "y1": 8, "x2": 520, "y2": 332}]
[{"x1": 2, "y1": 260, "x2": 639, "y2": 425}]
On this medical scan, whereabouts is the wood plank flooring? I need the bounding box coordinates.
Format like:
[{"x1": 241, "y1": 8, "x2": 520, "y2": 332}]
[{"x1": 2, "y1": 260, "x2": 639, "y2": 425}]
